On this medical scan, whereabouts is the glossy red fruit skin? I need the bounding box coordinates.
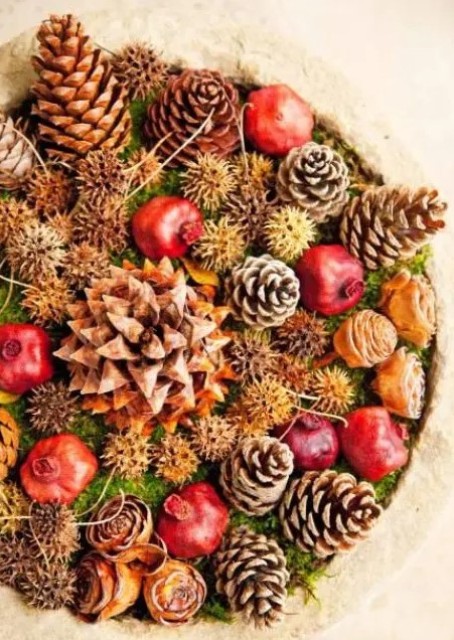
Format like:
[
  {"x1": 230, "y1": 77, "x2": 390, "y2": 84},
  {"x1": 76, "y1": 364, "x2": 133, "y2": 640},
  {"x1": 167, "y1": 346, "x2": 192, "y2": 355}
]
[
  {"x1": 339, "y1": 406, "x2": 409, "y2": 482},
  {"x1": 244, "y1": 84, "x2": 314, "y2": 156},
  {"x1": 157, "y1": 481, "x2": 229, "y2": 558},
  {"x1": 132, "y1": 195, "x2": 204, "y2": 260},
  {"x1": 296, "y1": 245, "x2": 365, "y2": 316},
  {"x1": 0, "y1": 323, "x2": 54, "y2": 394},
  {"x1": 20, "y1": 434, "x2": 98, "y2": 504},
  {"x1": 274, "y1": 411, "x2": 339, "y2": 471}
]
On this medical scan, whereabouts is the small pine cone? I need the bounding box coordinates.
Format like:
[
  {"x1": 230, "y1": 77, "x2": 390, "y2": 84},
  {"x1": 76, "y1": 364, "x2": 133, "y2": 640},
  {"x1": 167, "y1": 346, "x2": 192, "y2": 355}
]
[
  {"x1": 112, "y1": 42, "x2": 169, "y2": 100},
  {"x1": 101, "y1": 431, "x2": 152, "y2": 480},
  {"x1": 220, "y1": 436, "x2": 294, "y2": 515},
  {"x1": 76, "y1": 149, "x2": 128, "y2": 205},
  {"x1": 214, "y1": 526, "x2": 289, "y2": 628},
  {"x1": 334, "y1": 309, "x2": 398, "y2": 368},
  {"x1": 144, "y1": 69, "x2": 240, "y2": 167},
  {"x1": 16, "y1": 560, "x2": 76, "y2": 610},
  {"x1": 27, "y1": 381, "x2": 79, "y2": 435},
  {"x1": 5, "y1": 221, "x2": 66, "y2": 283},
  {"x1": 0, "y1": 409, "x2": 20, "y2": 481},
  {"x1": 150, "y1": 433, "x2": 199, "y2": 484},
  {"x1": 0, "y1": 114, "x2": 35, "y2": 189},
  {"x1": 0, "y1": 198, "x2": 36, "y2": 245},
  {"x1": 226, "y1": 255, "x2": 300, "y2": 329},
  {"x1": 126, "y1": 148, "x2": 163, "y2": 189},
  {"x1": 24, "y1": 503, "x2": 80, "y2": 561},
  {"x1": 72, "y1": 196, "x2": 129, "y2": 253},
  {"x1": 274, "y1": 310, "x2": 329, "y2": 359},
  {"x1": 222, "y1": 183, "x2": 275, "y2": 244},
  {"x1": 340, "y1": 186, "x2": 446, "y2": 270},
  {"x1": 263, "y1": 206, "x2": 317, "y2": 264},
  {"x1": 63, "y1": 242, "x2": 111, "y2": 289},
  {"x1": 182, "y1": 153, "x2": 236, "y2": 212},
  {"x1": 25, "y1": 166, "x2": 77, "y2": 218},
  {"x1": 310, "y1": 366, "x2": 356, "y2": 415},
  {"x1": 279, "y1": 471, "x2": 382, "y2": 558},
  {"x1": 0, "y1": 482, "x2": 29, "y2": 535},
  {"x1": 21, "y1": 275, "x2": 75, "y2": 326},
  {"x1": 228, "y1": 330, "x2": 280, "y2": 382},
  {"x1": 191, "y1": 217, "x2": 247, "y2": 272},
  {"x1": 277, "y1": 142, "x2": 350, "y2": 222},
  {"x1": 231, "y1": 152, "x2": 275, "y2": 193},
  {"x1": 189, "y1": 415, "x2": 239, "y2": 463}
]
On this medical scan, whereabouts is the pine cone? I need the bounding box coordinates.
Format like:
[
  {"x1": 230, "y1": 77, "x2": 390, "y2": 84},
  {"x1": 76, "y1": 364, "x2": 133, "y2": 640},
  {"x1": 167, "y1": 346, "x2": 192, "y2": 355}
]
[
  {"x1": 144, "y1": 69, "x2": 240, "y2": 167},
  {"x1": 277, "y1": 143, "x2": 350, "y2": 222},
  {"x1": 220, "y1": 437, "x2": 294, "y2": 516},
  {"x1": 340, "y1": 186, "x2": 446, "y2": 269},
  {"x1": 31, "y1": 14, "x2": 131, "y2": 160},
  {"x1": 214, "y1": 526, "x2": 289, "y2": 628},
  {"x1": 226, "y1": 254, "x2": 300, "y2": 328},
  {"x1": 27, "y1": 381, "x2": 79, "y2": 434},
  {"x1": 0, "y1": 409, "x2": 20, "y2": 481},
  {"x1": 279, "y1": 470, "x2": 382, "y2": 558},
  {"x1": 55, "y1": 259, "x2": 232, "y2": 431},
  {"x1": 0, "y1": 114, "x2": 35, "y2": 189},
  {"x1": 24, "y1": 503, "x2": 80, "y2": 561}
]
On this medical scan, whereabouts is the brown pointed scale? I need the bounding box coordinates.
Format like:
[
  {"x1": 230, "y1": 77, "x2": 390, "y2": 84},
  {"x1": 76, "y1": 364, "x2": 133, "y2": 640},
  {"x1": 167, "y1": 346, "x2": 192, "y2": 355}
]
[
  {"x1": 98, "y1": 361, "x2": 129, "y2": 395},
  {"x1": 97, "y1": 335, "x2": 139, "y2": 361},
  {"x1": 106, "y1": 313, "x2": 144, "y2": 344},
  {"x1": 372, "y1": 347, "x2": 425, "y2": 418}
]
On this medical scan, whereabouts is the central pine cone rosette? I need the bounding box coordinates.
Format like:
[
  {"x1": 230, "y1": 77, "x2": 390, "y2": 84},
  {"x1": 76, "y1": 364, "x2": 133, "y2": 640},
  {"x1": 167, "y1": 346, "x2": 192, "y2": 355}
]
[{"x1": 55, "y1": 258, "x2": 233, "y2": 431}]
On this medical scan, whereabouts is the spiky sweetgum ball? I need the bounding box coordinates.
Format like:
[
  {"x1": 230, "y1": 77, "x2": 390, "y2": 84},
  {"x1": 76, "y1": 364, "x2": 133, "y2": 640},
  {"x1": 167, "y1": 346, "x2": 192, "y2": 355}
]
[
  {"x1": 244, "y1": 84, "x2": 314, "y2": 156},
  {"x1": 296, "y1": 245, "x2": 365, "y2": 316},
  {"x1": 0, "y1": 324, "x2": 54, "y2": 394},
  {"x1": 132, "y1": 195, "x2": 204, "y2": 260},
  {"x1": 339, "y1": 406, "x2": 409, "y2": 482},
  {"x1": 157, "y1": 481, "x2": 229, "y2": 558},
  {"x1": 20, "y1": 434, "x2": 98, "y2": 504}
]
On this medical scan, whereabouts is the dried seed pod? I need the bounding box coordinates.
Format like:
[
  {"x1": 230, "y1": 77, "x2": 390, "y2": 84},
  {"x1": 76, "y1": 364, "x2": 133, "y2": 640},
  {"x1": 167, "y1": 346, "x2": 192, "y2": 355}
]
[
  {"x1": 379, "y1": 269, "x2": 436, "y2": 348},
  {"x1": 333, "y1": 309, "x2": 398, "y2": 368},
  {"x1": 0, "y1": 409, "x2": 20, "y2": 481},
  {"x1": 372, "y1": 347, "x2": 425, "y2": 418}
]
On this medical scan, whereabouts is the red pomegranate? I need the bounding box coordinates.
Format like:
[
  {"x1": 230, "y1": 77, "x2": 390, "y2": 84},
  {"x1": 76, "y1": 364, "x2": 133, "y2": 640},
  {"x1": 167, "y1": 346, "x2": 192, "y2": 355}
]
[
  {"x1": 244, "y1": 84, "x2": 314, "y2": 156},
  {"x1": 339, "y1": 406, "x2": 409, "y2": 482},
  {"x1": 20, "y1": 434, "x2": 98, "y2": 504},
  {"x1": 296, "y1": 245, "x2": 365, "y2": 316},
  {"x1": 157, "y1": 481, "x2": 229, "y2": 558},
  {"x1": 0, "y1": 323, "x2": 54, "y2": 394},
  {"x1": 132, "y1": 195, "x2": 204, "y2": 260}
]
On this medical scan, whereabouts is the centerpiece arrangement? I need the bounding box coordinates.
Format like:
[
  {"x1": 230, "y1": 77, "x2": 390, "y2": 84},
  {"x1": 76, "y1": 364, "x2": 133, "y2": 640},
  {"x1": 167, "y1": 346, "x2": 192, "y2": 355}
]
[{"x1": 0, "y1": 13, "x2": 446, "y2": 630}]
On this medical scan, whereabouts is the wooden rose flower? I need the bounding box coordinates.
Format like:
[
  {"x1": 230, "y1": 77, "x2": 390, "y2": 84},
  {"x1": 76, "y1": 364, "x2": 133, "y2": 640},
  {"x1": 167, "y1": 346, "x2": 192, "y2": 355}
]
[
  {"x1": 372, "y1": 347, "x2": 425, "y2": 419},
  {"x1": 333, "y1": 309, "x2": 398, "y2": 368},
  {"x1": 74, "y1": 552, "x2": 142, "y2": 621},
  {"x1": 379, "y1": 269, "x2": 436, "y2": 348},
  {"x1": 86, "y1": 494, "x2": 153, "y2": 560},
  {"x1": 143, "y1": 558, "x2": 207, "y2": 625}
]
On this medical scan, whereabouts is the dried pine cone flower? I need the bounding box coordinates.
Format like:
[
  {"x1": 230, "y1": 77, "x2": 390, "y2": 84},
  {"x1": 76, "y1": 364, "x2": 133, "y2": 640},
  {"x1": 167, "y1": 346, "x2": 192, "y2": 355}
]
[
  {"x1": 76, "y1": 149, "x2": 128, "y2": 204},
  {"x1": 24, "y1": 503, "x2": 80, "y2": 561},
  {"x1": 182, "y1": 153, "x2": 236, "y2": 212},
  {"x1": 16, "y1": 561, "x2": 76, "y2": 610},
  {"x1": 222, "y1": 183, "x2": 276, "y2": 244},
  {"x1": 27, "y1": 381, "x2": 79, "y2": 435},
  {"x1": 72, "y1": 196, "x2": 129, "y2": 253},
  {"x1": 228, "y1": 330, "x2": 280, "y2": 382},
  {"x1": 112, "y1": 42, "x2": 169, "y2": 100},
  {"x1": 233, "y1": 376, "x2": 295, "y2": 436},
  {"x1": 264, "y1": 206, "x2": 317, "y2": 264},
  {"x1": 274, "y1": 310, "x2": 329, "y2": 359},
  {"x1": 231, "y1": 152, "x2": 275, "y2": 192},
  {"x1": 5, "y1": 221, "x2": 66, "y2": 283},
  {"x1": 310, "y1": 366, "x2": 356, "y2": 414},
  {"x1": 192, "y1": 216, "x2": 247, "y2": 272},
  {"x1": 63, "y1": 242, "x2": 111, "y2": 289},
  {"x1": 189, "y1": 415, "x2": 239, "y2": 462},
  {"x1": 0, "y1": 113, "x2": 36, "y2": 190},
  {"x1": 25, "y1": 166, "x2": 77, "y2": 218},
  {"x1": 0, "y1": 482, "x2": 29, "y2": 535},
  {"x1": 126, "y1": 148, "x2": 163, "y2": 189},
  {"x1": 21, "y1": 275, "x2": 75, "y2": 326},
  {"x1": 0, "y1": 198, "x2": 36, "y2": 245},
  {"x1": 102, "y1": 431, "x2": 152, "y2": 480},
  {"x1": 150, "y1": 433, "x2": 199, "y2": 484}
]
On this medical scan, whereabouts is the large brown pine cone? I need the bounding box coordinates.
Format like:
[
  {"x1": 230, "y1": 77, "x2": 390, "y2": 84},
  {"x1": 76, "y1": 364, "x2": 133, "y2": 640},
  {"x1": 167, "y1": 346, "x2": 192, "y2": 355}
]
[
  {"x1": 0, "y1": 114, "x2": 35, "y2": 189},
  {"x1": 277, "y1": 142, "x2": 350, "y2": 222},
  {"x1": 220, "y1": 437, "x2": 294, "y2": 516},
  {"x1": 31, "y1": 14, "x2": 131, "y2": 160},
  {"x1": 144, "y1": 69, "x2": 240, "y2": 167},
  {"x1": 279, "y1": 470, "x2": 382, "y2": 558},
  {"x1": 214, "y1": 526, "x2": 289, "y2": 628},
  {"x1": 0, "y1": 409, "x2": 20, "y2": 481},
  {"x1": 226, "y1": 254, "x2": 300, "y2": 328},
  {"x1": 339, "y1": 185, "x2": 446, "y2": 270}
]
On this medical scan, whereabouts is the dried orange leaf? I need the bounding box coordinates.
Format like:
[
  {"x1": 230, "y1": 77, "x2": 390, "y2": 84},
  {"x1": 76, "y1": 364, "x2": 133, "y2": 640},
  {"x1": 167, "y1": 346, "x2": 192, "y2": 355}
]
[{"x1": 181, "y1": 257, "x2": 220, "y2": 286}]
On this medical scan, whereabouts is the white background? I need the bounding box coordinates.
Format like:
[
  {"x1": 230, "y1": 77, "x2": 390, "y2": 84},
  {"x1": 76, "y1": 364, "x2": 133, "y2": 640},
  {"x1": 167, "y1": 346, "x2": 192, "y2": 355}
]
[{"x1": 1, "y1": 1, "x2": 454, "y2": 639}]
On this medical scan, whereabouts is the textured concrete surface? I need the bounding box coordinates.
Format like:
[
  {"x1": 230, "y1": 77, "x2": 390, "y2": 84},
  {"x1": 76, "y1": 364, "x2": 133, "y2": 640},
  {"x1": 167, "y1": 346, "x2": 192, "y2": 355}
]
[{"x1": 0, "y1": 1, "x2": 454, "y2": 639}]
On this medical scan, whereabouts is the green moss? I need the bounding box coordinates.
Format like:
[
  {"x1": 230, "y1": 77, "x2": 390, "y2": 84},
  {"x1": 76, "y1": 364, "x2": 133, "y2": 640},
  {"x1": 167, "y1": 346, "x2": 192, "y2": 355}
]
[
  {"x1": 284, "y1": 545, "x2": 327, "y2": 600},
  {"x1": 230, "y1": 510, "x2": 280, "y2": 537},
  {"x1": 120, "y1": 95, "x2": 156, "y2": 160},
  {"x1": 0, "y1": 282, "x2": 28, "y2": 324},
  {"x1": 200, "y1": 599, "x2": 234, "y2": 624},
  {"x1": 71, "y1": 412, "x2": 108, "y2": 452},
  {"x1": 373, "y1": 470, "x2": 401, "y2": 505},
  {"x1": 126, "y1": 168, "x2": 183, "y2": 215}
]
